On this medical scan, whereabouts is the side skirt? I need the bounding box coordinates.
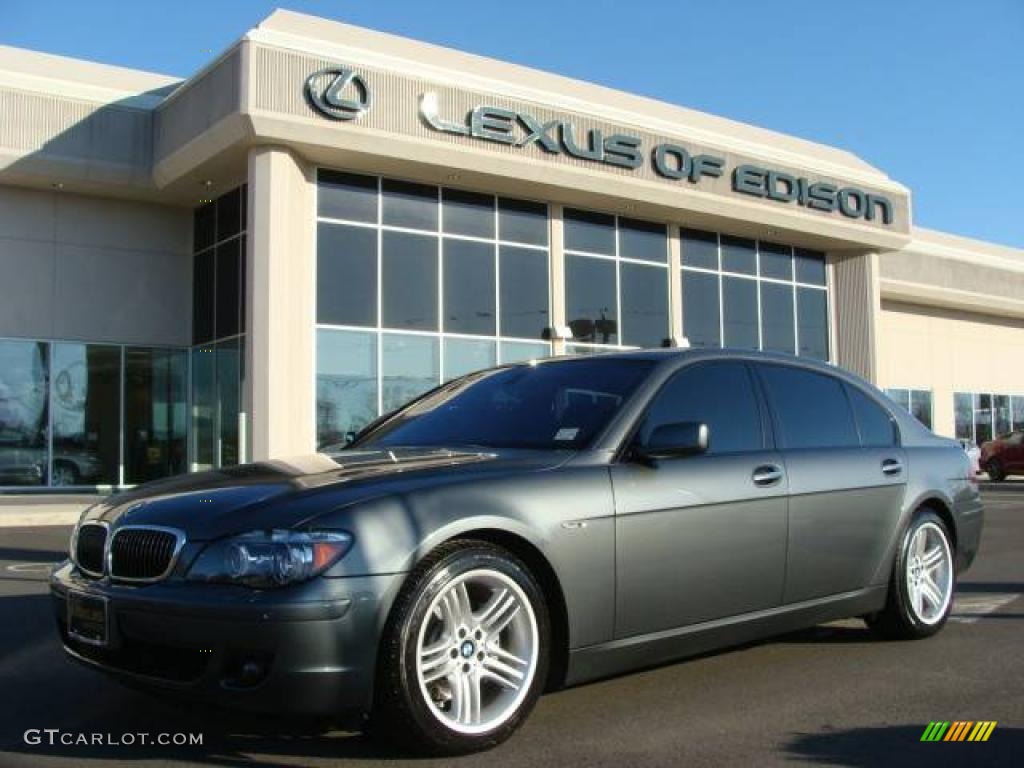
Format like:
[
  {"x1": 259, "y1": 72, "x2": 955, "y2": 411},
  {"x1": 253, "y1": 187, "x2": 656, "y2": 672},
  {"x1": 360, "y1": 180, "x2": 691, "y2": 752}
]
[{"x1": 565, "y1": 586, "x2": 887, "y2": 687}]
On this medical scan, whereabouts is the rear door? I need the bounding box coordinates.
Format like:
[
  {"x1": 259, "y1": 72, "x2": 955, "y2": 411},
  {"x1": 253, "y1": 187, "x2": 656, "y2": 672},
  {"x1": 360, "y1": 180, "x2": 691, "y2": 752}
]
[
  {"x1": 611, "y1": 361, "x2": 788, "y2": 638},
  {"x1": 755, "y1": 363, "x2": 907, "y2": 603}
]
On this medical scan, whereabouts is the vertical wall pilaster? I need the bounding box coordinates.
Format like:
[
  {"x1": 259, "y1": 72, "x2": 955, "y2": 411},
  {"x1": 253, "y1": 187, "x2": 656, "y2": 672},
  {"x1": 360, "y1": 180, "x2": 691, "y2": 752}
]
[{"x1": 245, "y1": 146, "x2": 316, "y2": 460}]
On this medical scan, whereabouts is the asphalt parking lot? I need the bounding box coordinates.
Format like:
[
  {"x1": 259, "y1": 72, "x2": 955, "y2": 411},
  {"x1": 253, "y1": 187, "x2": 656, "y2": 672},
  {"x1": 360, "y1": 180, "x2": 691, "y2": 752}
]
[{"x1": 1, "y1": 488, "x2": 1021, "y2": 768}]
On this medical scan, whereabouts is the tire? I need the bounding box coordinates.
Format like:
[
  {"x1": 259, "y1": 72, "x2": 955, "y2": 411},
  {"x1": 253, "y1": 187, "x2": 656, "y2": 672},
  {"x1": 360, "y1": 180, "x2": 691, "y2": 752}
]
[
  {"x1": 371, "y1": 539, "x2": 550, "y2": 755},
  {"x1": 986, "y1": 458, "x2": 1006, "y2": 482},
  {"x1": 868, "y1": 509, "x2": 955, "y2": 640}
]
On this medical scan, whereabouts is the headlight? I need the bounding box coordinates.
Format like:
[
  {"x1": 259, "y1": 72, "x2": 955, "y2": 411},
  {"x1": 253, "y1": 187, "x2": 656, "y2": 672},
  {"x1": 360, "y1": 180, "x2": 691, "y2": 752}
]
[{"x1": 186, "y1": 530, "x2": 353, "y2": 588}]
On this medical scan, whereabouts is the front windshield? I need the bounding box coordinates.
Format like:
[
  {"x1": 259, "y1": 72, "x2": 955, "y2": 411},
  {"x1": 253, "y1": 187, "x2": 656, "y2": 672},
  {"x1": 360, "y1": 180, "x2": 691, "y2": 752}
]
[{"x1": 354, "y1": 358, "x2": 654, "y2": 451}]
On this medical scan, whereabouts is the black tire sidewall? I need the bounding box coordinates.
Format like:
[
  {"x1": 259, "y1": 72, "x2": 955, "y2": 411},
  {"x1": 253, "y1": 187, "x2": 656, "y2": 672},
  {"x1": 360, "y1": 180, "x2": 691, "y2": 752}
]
[
  {"x1": 987, "y1": 458, "x2": 1004, "y2": 481},
  {"x1": 892, "y1": 511, "x2": 954, "y2": 637},
  {"x1": 391, "y1": 543, "x2": 550, "y2": 754}
]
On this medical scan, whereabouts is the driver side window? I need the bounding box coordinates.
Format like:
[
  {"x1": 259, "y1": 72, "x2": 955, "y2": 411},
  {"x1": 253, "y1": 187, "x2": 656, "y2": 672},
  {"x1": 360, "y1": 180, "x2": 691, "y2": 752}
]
[{"x1": 638, "y1": 362, "x2": 764, "y2": 455}]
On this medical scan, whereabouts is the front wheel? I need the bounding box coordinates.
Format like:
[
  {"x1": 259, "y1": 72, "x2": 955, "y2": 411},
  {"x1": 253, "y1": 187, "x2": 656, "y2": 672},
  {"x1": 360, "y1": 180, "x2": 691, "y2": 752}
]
[
  {"x1": 372, "y1": 540, "x2": 550, "y2": 755},
  {"x1": 868, "y1": 510, "x2": 955, "y2": 639},
  {"x1": 986, "y1": 458, "x2": 1006, "y2": 482}
]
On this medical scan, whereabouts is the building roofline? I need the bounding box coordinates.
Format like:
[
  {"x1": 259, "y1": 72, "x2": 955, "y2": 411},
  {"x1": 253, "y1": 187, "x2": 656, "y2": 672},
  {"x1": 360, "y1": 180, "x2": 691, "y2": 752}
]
[
  {"x1": 0, "y1": 44, "x2": 179, "y2": 108},
  {"x1": 904, "y1": 226, "x2": 1024, "y2": 272}
]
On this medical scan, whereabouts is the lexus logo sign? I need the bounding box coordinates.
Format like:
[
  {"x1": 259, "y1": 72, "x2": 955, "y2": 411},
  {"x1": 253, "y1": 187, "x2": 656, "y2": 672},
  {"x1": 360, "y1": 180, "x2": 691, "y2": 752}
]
[{"x1": 305, "y1": 67, "x2": 372, "y2": 120}]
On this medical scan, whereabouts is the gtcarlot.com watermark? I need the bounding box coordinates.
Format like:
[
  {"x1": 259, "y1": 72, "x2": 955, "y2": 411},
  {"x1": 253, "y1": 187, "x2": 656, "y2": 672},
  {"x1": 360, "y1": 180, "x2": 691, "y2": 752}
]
[{"x1": 24, "y1": 729, "x2": 203, "y2": 747}]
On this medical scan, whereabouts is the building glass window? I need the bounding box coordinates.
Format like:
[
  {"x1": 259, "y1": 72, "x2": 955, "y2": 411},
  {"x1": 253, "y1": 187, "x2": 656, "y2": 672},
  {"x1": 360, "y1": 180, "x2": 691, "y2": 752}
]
[
  {"x1": 884, "y1": 388, "x2": 933, "y2": 430},
  {"x1": 315, "y1": 170, "x2": 552, "y2": 448},
  {"x1": 51, "y1": 344, "x2": 121, "y2": 486},
  {"x1": 955, "y1": 391, "x2": 1024, "y2": 445},
  {"x1": 0, "y1": 340, "x2": 48, "y2": 487},
  {"x1": 680, "y1": 230, "x2": 829, "y2": 360},
  {"x1": 191, "y1": 186, "x2": 247, "y2": 469},
  {"x1": 124, "y1": 348, "x2": 188, "y2": 484},
  {"x1": 0, "y1": 339, "x2": 187, "y2": 489},
  {"x1": 563, "y1": 208, "x2": 669, "y2": 351}
]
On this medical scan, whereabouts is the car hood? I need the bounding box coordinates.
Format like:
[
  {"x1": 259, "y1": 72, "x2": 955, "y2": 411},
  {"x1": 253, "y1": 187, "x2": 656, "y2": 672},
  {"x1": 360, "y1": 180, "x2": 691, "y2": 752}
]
[{"x1": 81, "y1": 447, "x2": 571, "y2": 540}]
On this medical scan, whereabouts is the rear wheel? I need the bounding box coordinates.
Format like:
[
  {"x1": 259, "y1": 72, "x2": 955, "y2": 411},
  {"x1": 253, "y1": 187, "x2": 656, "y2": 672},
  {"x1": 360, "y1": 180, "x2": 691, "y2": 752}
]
[
  {"x1": 986, "y1": 458, "x2": 1006, "y2": 482},
  {"x1": 372, "y1": 540, "x2": 550, "y2": 755},
  {"x1": 868, "y1": 510, "x2": 954, "y2": 639}
]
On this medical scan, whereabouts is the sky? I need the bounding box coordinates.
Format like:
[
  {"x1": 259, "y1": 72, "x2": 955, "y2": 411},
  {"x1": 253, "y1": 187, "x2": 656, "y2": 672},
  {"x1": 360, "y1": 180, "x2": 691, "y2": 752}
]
[{"x1": 3, "y1": 0, "x2": 1023, "y2": 248}]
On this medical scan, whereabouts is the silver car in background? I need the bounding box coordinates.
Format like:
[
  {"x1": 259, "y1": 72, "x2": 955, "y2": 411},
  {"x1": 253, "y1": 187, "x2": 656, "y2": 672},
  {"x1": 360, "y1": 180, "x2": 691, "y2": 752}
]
[{"x1": 52, "y1": 349, "x2": 984, "y2": 755}]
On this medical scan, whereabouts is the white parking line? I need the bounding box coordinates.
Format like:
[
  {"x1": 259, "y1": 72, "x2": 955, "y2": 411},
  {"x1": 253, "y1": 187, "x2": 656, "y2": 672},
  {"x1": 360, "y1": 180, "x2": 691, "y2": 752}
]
[{"x1": 949, "y1": 593, "x2": 1021, "y2": 623}]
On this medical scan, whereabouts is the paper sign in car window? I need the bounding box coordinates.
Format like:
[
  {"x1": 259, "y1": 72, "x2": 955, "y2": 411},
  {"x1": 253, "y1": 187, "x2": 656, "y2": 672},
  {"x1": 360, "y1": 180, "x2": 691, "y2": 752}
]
[{"x1": 555, "y1": 427, "x2": 579, "y2": 442}]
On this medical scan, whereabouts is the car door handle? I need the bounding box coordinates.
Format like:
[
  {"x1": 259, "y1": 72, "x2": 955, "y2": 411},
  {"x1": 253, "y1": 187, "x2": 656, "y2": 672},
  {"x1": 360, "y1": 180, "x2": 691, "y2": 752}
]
[
  {"x1": 882, "y1": 458, "x2": 903, "y2": 476},
  {"x1": 752, "y1": 464, "x2": 783, "y2": 486}
]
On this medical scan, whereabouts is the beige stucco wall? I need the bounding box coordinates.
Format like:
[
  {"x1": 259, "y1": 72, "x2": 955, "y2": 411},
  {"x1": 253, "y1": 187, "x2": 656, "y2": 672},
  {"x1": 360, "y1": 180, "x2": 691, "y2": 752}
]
[
  {"x1": 0, "y1": 184, "x2": 192, "y2": 346},
  {"x1": 877, "y1": 300, "x2": 1024, "y2": 437}
]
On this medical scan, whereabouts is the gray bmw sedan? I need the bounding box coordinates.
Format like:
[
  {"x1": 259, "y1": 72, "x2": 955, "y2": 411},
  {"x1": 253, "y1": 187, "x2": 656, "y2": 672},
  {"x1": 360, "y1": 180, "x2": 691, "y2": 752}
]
[{"x1": 51, "y1": 349, "x2": 984, "y2": 754}]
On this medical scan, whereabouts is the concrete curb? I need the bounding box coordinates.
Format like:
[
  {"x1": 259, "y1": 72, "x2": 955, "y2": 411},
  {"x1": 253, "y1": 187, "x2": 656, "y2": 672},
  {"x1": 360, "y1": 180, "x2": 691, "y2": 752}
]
[{"x1": 0, "y1": 495, "x2": 102, "y2": 528}]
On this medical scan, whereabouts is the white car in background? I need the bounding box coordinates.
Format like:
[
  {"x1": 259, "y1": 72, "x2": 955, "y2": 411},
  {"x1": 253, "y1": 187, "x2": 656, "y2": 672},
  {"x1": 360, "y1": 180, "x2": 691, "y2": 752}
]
[{"x1": 958, "y1": 439, "x2": 981, "y2": 476}]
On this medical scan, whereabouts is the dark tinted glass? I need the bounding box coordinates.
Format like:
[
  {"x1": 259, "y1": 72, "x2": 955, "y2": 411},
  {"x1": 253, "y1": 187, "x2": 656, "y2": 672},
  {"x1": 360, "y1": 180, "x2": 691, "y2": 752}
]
[
  {"x1": 498, "y1": 198, "x2": 548, "y2": 245},
  {"x1": 975, "y1": 394, "x2": 993, "y2": 444},
  {"x1": 360, "y1": 358, "x2": 653, "y2": 450},
  {"x1": 216, "y1": 187, "x2": 242, "y2": 242},
  {"x1": 994, "y1": 394, "x2": 1010, "y2": 436},
  {"x1": 797, "y1": 288, "x2": 829, "y2": 360},
  {"x1": 621, "y1": 263, "x2": 668, "y2": 347},
  {"x1": 721, "y1": 235, "x2": 756, "y2": 275},
  {"x1": 215, "y1": 237, "x2": 241, "y2": 339},
  {"x1": 318, "y1": 170, "x2": 377, "y2": 223},
  {"x1": 51, "y1": 343, "x2": 121, "y2": 485},
  {"x1": 192, "y1": 248, "x2": 215, "y2": 344},
  {"x1": 886, "y1": 388, "x2": 911, "y2": 411},
  {"x1": 847, "y1": 384, "x2": 897, "y2": 447},
  {"x1": 0, "y1": 340, "x2": 48, "y2": 486},
  {"x1": 760, "y1": 282, "x2": 795, "y2": 354},
  {"x1": 500, "y1": 246, "x2": 549, "y2": 339},
  {"x1": 639, "y1": 362, "x2": 762, "y2": 454},
  {"x1": 682, "y1": 270, "x2": 720, "y2": 348},
  {"x1": 124, "y1": 348, "x2": 188, "y2": 483},
  {"x1": 564, "y1": 209, "x2": 615, "y2": 254},
  {"x1": 216, "y1": 338, "x2": 241, "y2": 466},
  {"x1": 565, "y1": 255, "x2": 617, "y2": 344},
  {"x1": 955, "y1": 392, "x2": 973, "y2": 441},
  {"x1": 239, "y1": 235, "x2": 247, "y2": 334},
  {"x1": 317, "y1": 223, "x2": 377, "y2": 327},
  {"x1": 443, "y1": 238, "x2": 495, "y2": 336},
  {"x1": 722, "y1": 276, "x2": 758, "y2": 349},
  {"x1": 795, "y1": 248, "x2": 827, "y2": 285},
  {"x1": 193, "y1": 202, "x2": 215, "y2": 252},
  {"x1": 915, "y1": 390, "x2": 934, "y2": 430},
  {"x1": 759, "y1": 364, "x2": 858, "y2": 449},
  {"x1": 382, "y1": 231, "x2": 438, "y2": 330},
  {"x1": 759, "y1": 242, "x2": 793, "y2": 280},
  {"x1": 316, "y1": 329, "x2": 378, "y2": 448},
  {"x1": 619, "y1": 218, "x2": 667, "y2": 263},
  {"x1": 442, "y1": 189, "x2": 495, "y2": 239},
  {"x1": 681, "y1": 228, "x2": 718, "y2": 269},
  {"x1": 382, "y1": 179, "x2": 437, "y2": 230}
]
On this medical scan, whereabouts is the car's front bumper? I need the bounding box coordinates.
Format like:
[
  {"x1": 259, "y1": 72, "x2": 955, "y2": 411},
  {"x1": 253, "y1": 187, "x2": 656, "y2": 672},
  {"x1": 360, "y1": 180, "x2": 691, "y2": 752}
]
[{"x1": 50, "y1": 562, "x2": 403, "y2": 718}]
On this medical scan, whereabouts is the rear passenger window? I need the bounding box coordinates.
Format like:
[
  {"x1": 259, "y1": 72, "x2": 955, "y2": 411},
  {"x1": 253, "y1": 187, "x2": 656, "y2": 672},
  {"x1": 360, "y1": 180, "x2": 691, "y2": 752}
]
[
  {"x1": 758, "y1": 365, "x2": 858, "y2": 450},
  {"x1": 639, "y1": 362, "x2": 763, "y2": 454},
  {"x1": 846, "y1": 384, "x2": 898, "y2": 447}
]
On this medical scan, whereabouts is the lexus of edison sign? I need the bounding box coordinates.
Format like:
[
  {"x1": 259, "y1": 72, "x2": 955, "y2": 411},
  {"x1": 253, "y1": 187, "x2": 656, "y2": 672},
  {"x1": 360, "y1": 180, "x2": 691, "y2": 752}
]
[{"x1": 305, "y1": 68, "x2": 894, "y2": 227}]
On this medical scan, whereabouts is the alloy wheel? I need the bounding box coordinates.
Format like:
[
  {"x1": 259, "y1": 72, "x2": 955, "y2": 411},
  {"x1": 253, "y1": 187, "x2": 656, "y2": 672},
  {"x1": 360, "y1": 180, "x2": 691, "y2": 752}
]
[
  {"x1": 415, "y1": 568, "x2": 539, "y2": 735},
  {"x1": 904, "y1": 521, "x2": 953, "y2": 625}
]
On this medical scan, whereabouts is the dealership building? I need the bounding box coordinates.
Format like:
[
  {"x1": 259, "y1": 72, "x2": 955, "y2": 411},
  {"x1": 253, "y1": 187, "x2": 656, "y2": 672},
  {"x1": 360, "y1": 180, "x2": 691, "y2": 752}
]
[{"x1": 1, "y1": 9, "x2": 1022, "y2": 490}]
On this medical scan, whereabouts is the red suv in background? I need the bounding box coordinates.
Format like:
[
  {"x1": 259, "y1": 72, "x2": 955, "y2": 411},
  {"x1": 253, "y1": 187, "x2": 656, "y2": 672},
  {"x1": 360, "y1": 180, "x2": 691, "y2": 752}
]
[{"x1": 981, "y1": 431, "x2": 1024, "y2": 481}]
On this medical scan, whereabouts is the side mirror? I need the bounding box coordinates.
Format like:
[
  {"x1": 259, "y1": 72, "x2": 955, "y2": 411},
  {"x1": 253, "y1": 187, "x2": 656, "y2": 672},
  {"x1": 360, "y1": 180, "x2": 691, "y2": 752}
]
[{"x1": 636, "y1": 421, "x2": 709, "y2": 462}]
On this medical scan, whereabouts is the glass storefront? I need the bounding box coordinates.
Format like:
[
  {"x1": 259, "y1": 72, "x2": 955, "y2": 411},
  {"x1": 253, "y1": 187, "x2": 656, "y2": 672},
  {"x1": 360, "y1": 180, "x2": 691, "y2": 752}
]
[
  {"x1": 955, "y1": 391, "x2": 1024, "y2": 445},
  {"x1": 884, "y1": 388, "x2": 933, "y2": 430},
  {"x1": 315, "y1": 170, "x2": 553, "y2": 448},
  {"x1": 191, "y1": 186, "x2": 247, "y2": 470},
  {"x1": 681, "y1": 230, "x2": 829, "y2": 359},
  {"x1": 0, "y1": 339, "x2": 188, "y2": 488}
]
